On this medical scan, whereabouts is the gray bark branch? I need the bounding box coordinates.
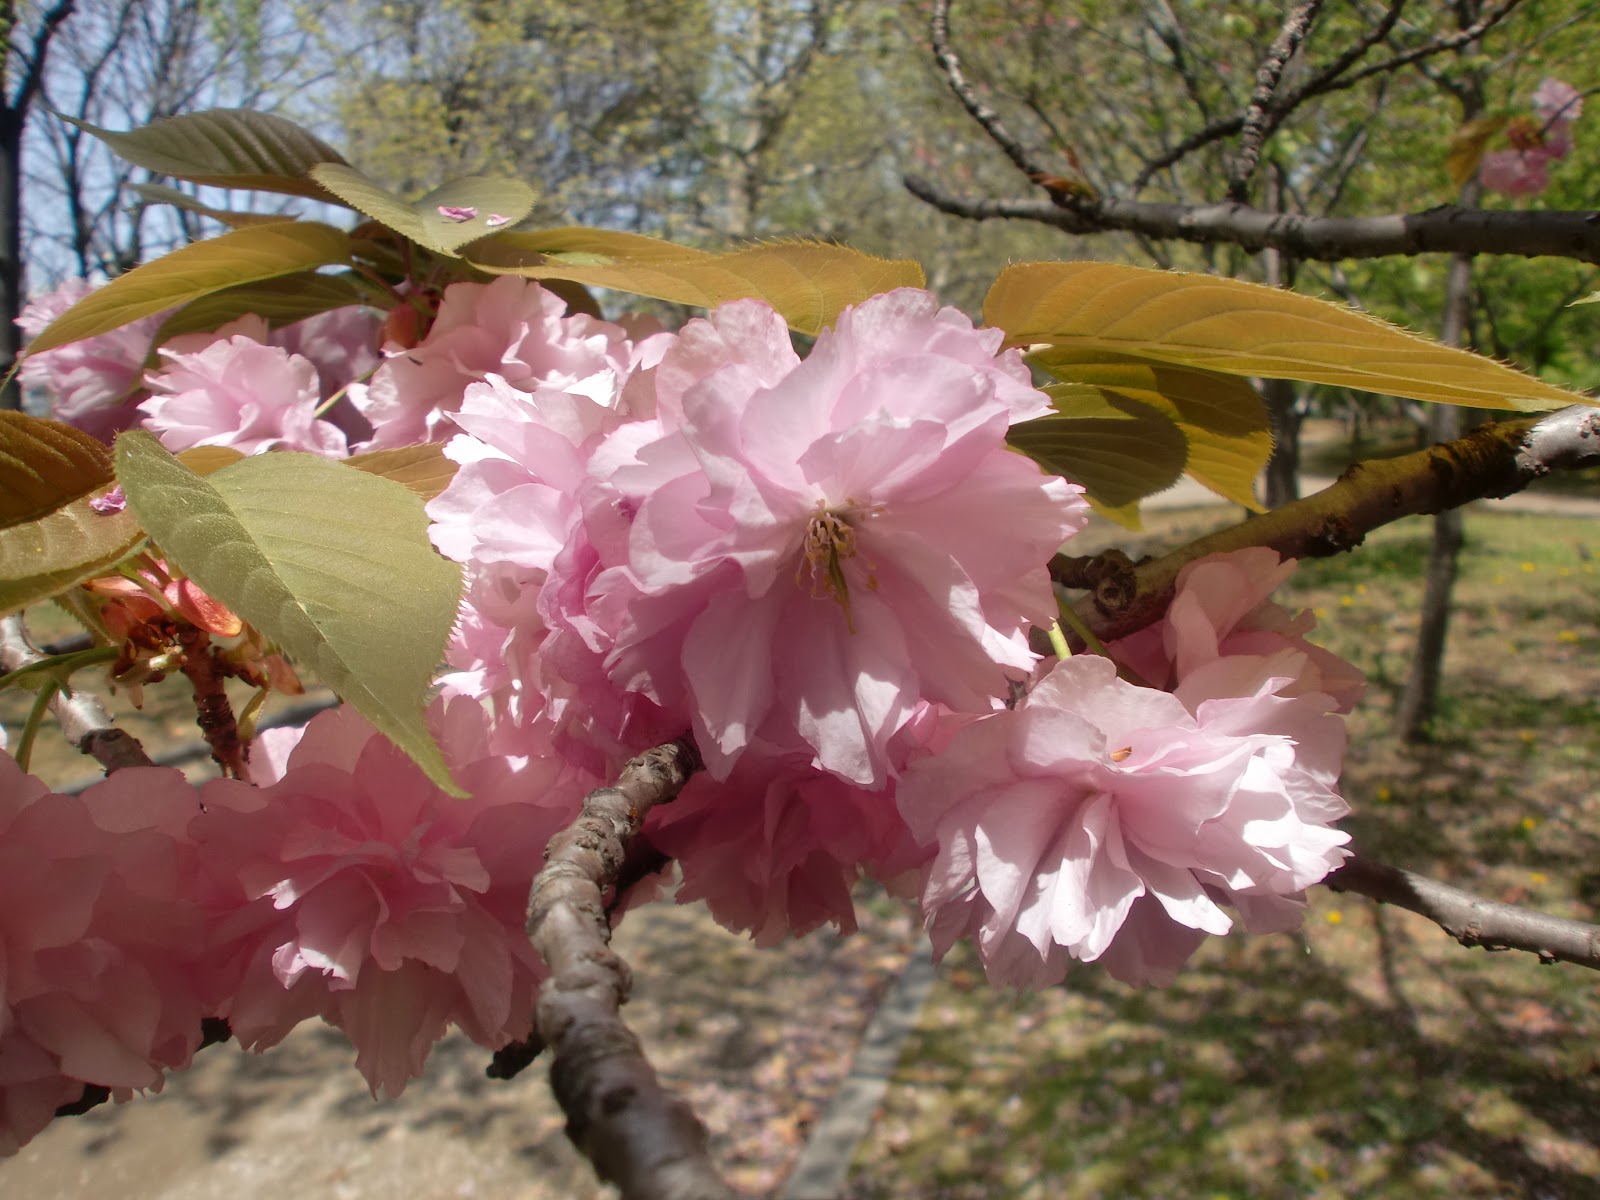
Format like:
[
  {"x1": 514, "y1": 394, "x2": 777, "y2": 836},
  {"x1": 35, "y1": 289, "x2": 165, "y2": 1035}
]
[
  {"x1": 525, "y1": 738, "x2": 744, "y2": 1200},
  {"x1": 1327, "y1": 855, "x2": 1600, "y2": 969}
]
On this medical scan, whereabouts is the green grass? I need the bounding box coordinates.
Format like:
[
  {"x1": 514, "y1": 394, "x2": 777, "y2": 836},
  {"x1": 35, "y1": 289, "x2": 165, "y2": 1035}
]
[{"x1": 848, "y1": 509, "x2": 1600, "y2": 1199}]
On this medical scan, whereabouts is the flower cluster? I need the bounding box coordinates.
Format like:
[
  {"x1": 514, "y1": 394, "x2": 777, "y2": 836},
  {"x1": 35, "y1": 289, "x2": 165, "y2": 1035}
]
[
  {"x1": 1481, "y1": 77, "x2": 1584, "y2": 197},
  {"x1": 3, "y1": 273, "x2": 1364, "y2": 1150}
]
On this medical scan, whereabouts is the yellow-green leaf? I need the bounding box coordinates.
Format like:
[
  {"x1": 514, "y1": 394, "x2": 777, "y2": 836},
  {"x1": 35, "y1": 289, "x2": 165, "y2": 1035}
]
[
  {"x1": 1031, "y1": 349, "x2": 1270, "y2": 510},
  {"x1": 1008, "y1": 389, "x2": 1188, "y2": 528},
  {"x1": 309, "y1": 164, "x2": 536, "y2": 256},
  {"x1": 467, "y1": 234, "x2": 924, "y2": 336},
  {"x1": 345, "y1": 443, "x2": 459, "y2": 502},
  {"x1": 128, "y1": 182, "x2": 297, "y2": 228},
  {"x1": 154, "y1": 272, "x2": 372, "y2": 343},
  {"x1": 114, "y1": 432, "x2": 463, "y2": 794},
  {"x1": 0, "y1": 487, "x2": 144, "y2": 618},
  {"x1": 65, "y1": 109, "x2": 349, "y2": 201},
  {"x1": 986, "y1": 262, "x2": 1593, "y2": 413},
  {"x1": 26, "y1": 223, "x2": 354, "y2": 355},
  {"x1": 0, "y1": 412, "x2": 114, "y2": 526}
]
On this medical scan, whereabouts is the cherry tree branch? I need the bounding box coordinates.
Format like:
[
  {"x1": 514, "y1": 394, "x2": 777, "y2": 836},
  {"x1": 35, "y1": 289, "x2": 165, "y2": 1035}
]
[
  {"x1": 525, "y1": 738, "x2": 743, "y2": 1200},
  {"x1": 928, "y1": 0, "x2": 1051, "y2": 186},
  {"x1": 902, "y1": 177, "x2": 1600, "y2": 263},
  {"x1": 1229, "y1": 0, "x2": 1323, "y2": 202},
  {"x1": 1326, "y1": 855, "x2": 1600, "y2": 969},
  {"x1": 1057, "y1": 404, "x2": 1600, "y2": 643},
  {"x1": 0, "y1": 613, "x2": 154, "y2": 772}
]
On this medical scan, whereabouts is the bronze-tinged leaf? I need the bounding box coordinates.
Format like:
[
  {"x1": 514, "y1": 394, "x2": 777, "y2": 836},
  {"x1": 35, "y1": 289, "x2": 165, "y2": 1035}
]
[
  {"x1": 0, "y1": 412, "x2": 115, "y2": 527},
  {"x1": 986, "y1": 261, "x2": 1594, "y2": 413},
  {"x1": 309, "y1": 164, "x2": 537, "y2": 257},
  {"x1": 64, "y1": 109, "x2": 350, "y2": 201},
  {"x1": 1031, "y1": 349, "x2": 1271, "y2": 510},
  {"x1": 345, "y1": 443, "x2": 459, "y2": 502},
  {"x1": 467, "y1": 234, "x2": 924, "y2": 336},
  {"x1": 25, "y1": 223, "x2": 355, "y2": 355}
]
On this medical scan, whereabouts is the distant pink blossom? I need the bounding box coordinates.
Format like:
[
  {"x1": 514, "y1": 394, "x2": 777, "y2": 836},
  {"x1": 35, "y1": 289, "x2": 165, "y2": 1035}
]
[
  {"x1": 189, "y1": 701, "x2": 586, "y2": 1097},
  {"x1": 352, "y1": 276, "x2": 638, "y2": 449},
  {"x1": 1107, "y1": 547, "x2": 1364, "y2": 713},
  {"x1": 139, "y1": 334, "x2": 348, "y2": 456},
  {"x1": 16, "y1": 280, "x2": 164, "y2": 440},
  {"x1": 596, "y1": 290, "x2": 1087, "y2": 788},
  {"x1": 898, "y1": 654, "x2": 1350, "y2": 988},
  {"x1": 0, "y1": 761, "x2": 206, "y2": 1153},
  {"x1": 1482, "y1": 77, "x2": 1584, "y2": 197},
  {"x1": 1531, "y1": 77, "x2": 1583, "y2": 125}
]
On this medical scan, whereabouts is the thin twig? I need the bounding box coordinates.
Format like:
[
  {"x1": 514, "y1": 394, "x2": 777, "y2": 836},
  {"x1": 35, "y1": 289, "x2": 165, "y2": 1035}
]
[
  {"x1": 1229, "y1": 1, "x2": 1323, "y2": 201},
  {"x1": 1326, "y1": 855, "x2": 1600, "y2": 969},
  {"x1": 525, "y1": 738, "x2": 743, "y2": 1200},
  {"x1": 0, "y1": 613, "x2": 154, "y2": 773},
  {"x1": 1060, "y1": 404, "x2": 1600, "y2": 643},
  {"x1": 928, "y1": 0, "x2": 1054, "y2": 188}
]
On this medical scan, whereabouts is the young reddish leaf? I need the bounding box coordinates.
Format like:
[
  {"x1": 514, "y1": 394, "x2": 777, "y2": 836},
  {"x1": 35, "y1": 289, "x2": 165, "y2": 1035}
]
[
  {"x1": 466, "y1": 233, "x2": 925, "y2": 336},
  {"x1": 25, "y1": 223, "x2": 354, "y2": 355},
  {"x1": 0, "y1": 411, "x2": 115, "y2": 526},
  {"x1": 63, "y1": 109, "x2": 350, "y2": 201},
  {"x1": 986, "y1": 261, "x2": 1594, "y2": 413}
]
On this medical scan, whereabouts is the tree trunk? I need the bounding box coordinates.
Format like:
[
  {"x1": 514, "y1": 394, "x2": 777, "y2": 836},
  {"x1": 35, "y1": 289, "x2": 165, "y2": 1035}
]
[
  {"x1": 1262, "y1": 375, "x2": 1301, "y2": 508},
  {"x1": 0, "y1": 107, "x2": 22, "y2": 411},
  {"x1": 1393, "y1": 246, "x2": 1474, "y2": 742}
]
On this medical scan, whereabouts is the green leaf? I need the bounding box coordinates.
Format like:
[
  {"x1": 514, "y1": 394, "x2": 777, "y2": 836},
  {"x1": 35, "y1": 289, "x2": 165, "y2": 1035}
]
[
  {"x1": 0, "y1": 488, "x2": 144, "y2": 618},
  {"x1": 0, "y1": 412, "x2": 115, "y2": 525},
  {"x1": 25, "y1": 223, "x2": 354, "y2": 355},
  {"x1": 64, "y1": 109, "x2": 349, "y2": 201},
  {"x1": 153, "y1": 272, "x2": 372, "y2": 343},
  {"x1": 128, "y1": 182, "x2": 298, "y2": 228},
  {"x1": 309, "y1": 164, "x2": 537, "y2": 256},
  {"x1": 1008, "y1": 389, "x2": 1189, "y2": 527},
  {"x1": 114, "y1": 432, "x2": 464, "y2": 794},
  {"x1": 985, "y1": 262, "x2": 1594, "y2": 413},
  {"x1": 345, "y1": 443, "x2": 459, "y2": 502},
  {"x1": 467, "y1": 233, "x2": 925, "y2": 336},
  {"x1": 1031, "y1": 349, "x2": 1270, "y2": 510}
]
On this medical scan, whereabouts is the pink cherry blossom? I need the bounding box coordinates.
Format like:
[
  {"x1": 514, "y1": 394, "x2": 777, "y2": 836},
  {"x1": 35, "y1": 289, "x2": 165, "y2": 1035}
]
[
  {"x1": 16, "y1": 280, "x2": 165, "y2": 440},
  {"x1": 0, "y1": 760, "x2": 206, "y2": 1153},
  {"x1": 352, "y1": 276, "x2": 639, "y2": 450},
  {"x1": 596, "y1": 290, "x2": 1088, "y2": 788},
  {"x1": 1107, "y1": 546, "x2": 1363, "y2": 713},
  {"x1": 647, "y1": 740, "x2": 930, "y2": 946},
  {"x1": 139, "y1": 333, "x2": 348, "y2": 456},
  {"x1": 898, "y1": 654, "x2": 1350, "y2": 988},
  {"x1": 1531, "y1": 77, "x2": 1583, "y2": 125},
  {"x1": 1479, "y1": 147, "x2": 1555, "y2": 196},
  {"x1": 189, "y1": 701, "x2": 587, "y2": 1097}
]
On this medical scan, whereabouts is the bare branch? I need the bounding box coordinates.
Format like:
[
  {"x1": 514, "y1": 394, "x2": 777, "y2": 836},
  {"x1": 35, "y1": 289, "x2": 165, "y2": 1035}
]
[
  {"x1": 1060, "y1": 404, "x2": 1600, "y2": 643},
  {"x1": 1326, "y1": 855, "x2": 1600, "y2": 969},
  {"x1": 1229, "y1": 0, "x2": 1324, "y2": 202},
  {"x1": 525, "y1": 738, "x2": 743, "y2": 1200},
  {"x1": 928, "y1": 0, "x2": 1053, "y2": 187},
  {"x1": 1131, "y1": 0, "x2": 1514, "y2": 189},
  {"x1": 0, "y1": 613, "x2": 153, "y2": 773},
  {"x1": 904, "y1": 175, "x2": 1600, "y2": 263},
  {"x1": 7, "y1": 0, "x2": 75, "y2": 117}
]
